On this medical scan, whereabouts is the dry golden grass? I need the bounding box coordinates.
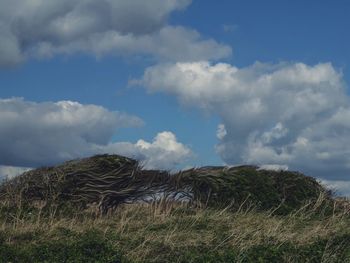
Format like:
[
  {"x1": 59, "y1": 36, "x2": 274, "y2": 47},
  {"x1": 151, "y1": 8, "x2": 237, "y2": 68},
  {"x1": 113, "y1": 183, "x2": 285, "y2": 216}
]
[
  {"x1": 1, "y1": 194, "x2": 349, "y2": 262},
  {"x1": 0, "y1": 154, "x2": 349, "y2": 262}
]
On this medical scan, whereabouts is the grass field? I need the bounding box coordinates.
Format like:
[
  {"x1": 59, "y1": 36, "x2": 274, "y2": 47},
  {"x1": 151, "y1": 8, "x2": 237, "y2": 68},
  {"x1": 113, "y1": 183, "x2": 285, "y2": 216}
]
[
  {"x1": 0, "y1": 155, "x2": 349, "y2": 262},
  {"x1": 0, "y1": 196, "x2": 349, "y2": 263}
]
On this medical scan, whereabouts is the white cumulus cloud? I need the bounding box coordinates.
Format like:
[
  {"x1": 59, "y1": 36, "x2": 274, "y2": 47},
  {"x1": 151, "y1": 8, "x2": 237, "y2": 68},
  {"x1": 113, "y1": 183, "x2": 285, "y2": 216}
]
[
  {"x1": 0, "y1": 97, "x2": 143, "y2": 167},
  {"x1": 140, "y1": 61, "x2": 350, "y2": 180},
  {"x1": 0, "y1": 0, "x2": 231, "y2": 66},
  {"x1": 0, "y1": 98, "x2": 192, "y2": 170},
  {"x1": 100, "y1": 131, "x2": 193, "y2": 170}
]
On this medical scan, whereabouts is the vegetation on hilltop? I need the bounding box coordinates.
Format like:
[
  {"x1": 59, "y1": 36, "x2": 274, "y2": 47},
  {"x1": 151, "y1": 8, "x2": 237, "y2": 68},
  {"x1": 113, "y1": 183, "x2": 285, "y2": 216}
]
[
  {"x1": 0, "y1": 154, "x2": 349, "y2": 262},
  {"x1": 0, "y1": 154, "x2": 335, "y2": 215}
]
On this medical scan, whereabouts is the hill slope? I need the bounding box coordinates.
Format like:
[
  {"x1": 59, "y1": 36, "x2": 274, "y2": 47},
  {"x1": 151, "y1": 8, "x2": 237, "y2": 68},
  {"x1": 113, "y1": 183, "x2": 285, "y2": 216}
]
[
  {"x1": 0, "y1": 154, "x2": 349, "y2": 262},
  {"x1": 0, "y1": 154, "x2": 334, "y2": 214}
]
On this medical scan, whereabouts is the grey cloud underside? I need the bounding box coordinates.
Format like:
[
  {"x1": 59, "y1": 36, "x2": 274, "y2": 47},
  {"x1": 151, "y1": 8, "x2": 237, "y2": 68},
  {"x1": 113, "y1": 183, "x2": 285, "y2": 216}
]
[
  {"x1": 141, "y1": 61, "x2": 350, "y2": 180},
  {"x1": 0, "y1": 0, "x2": 231, "y2": 66},
  {"x1": 0, "y1": 98, "x2": 192, "y2": 169}
]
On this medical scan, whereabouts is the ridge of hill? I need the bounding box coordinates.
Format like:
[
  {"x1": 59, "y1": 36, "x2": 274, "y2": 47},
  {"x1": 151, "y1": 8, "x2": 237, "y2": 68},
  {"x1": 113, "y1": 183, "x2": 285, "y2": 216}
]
[{"x1": 0, "y1": 154, "x2": 349, "y2": 262}]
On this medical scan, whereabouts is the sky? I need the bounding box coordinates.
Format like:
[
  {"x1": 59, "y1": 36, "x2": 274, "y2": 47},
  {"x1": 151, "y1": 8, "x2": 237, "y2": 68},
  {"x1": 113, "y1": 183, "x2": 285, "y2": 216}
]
[{"x1": 0, "y1": 0, "x2": 350, "y2": 195}]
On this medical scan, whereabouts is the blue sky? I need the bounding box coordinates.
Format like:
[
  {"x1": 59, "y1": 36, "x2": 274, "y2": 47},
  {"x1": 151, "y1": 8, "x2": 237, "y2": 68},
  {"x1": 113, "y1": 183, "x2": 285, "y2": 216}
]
[{"x1": 1, "y1": 0, "x2": 350, "y2": 195}]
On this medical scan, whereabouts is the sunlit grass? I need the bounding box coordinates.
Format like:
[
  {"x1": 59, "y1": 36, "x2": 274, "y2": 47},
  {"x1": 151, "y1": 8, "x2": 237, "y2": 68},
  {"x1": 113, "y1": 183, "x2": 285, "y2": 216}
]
[
  {"x1": 0, "y1": 155, "x2": 349, "y2": 262},
  {"x1": 1, "y1": 196, "x2": 349, "y2": 262}
]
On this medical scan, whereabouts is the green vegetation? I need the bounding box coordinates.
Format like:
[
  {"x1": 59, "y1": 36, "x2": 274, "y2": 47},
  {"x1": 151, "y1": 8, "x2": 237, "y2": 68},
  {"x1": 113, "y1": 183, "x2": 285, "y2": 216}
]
[{"x1": 0, "y1": 154, "x2": 349, "y2": 262}]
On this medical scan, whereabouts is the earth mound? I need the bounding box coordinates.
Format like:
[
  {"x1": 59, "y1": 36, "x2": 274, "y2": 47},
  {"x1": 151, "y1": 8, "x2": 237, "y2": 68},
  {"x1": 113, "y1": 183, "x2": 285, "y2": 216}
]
[{"x1": 0, "y1": 154, "x2": 333, "y2": 214}]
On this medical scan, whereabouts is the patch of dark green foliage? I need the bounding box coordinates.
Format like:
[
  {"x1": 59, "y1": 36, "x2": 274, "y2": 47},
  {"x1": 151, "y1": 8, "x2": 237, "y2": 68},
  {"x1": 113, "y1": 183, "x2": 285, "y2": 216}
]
[
  {"x1": 0, "y1": 229, "x2": 125, "y2": 263},
  {"x1": 0, "y1": 154, "x2": 334, "y2": 215},
  {"x1": 1, "y1": 228, "x2": 349, "y2": 263},
  {"x1": 135, "y1": 234, "x2": 350, "y2": 263}
]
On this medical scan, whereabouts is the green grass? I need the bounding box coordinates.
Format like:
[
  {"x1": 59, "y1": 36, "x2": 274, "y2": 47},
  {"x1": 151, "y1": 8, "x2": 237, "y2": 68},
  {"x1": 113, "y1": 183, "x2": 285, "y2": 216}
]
[{"x1": 0, "y1": 230, "x2": 123, "y2": 263}]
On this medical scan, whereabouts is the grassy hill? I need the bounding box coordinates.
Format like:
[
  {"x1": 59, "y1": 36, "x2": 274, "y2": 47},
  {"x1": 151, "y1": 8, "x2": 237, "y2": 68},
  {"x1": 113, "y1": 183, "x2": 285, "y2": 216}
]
[{"x1": 0, "y1": 155, "x2": 349, "y2": 262}]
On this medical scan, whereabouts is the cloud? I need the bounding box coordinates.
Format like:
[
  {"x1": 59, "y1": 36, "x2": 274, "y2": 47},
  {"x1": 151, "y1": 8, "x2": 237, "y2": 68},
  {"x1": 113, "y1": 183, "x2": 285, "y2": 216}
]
[
  {"x1": 32, "y1": 26, "x2": 231, "y2": 62},
  {"x1": 99, "y1": 131, "x2": 193, "y2": 170},
  {"x1": 216, "y1": 124, "x2": 227, "y2": 140},
  {"x1": 222, "y1": 24, "x2": 238, "y2": 33},
  {"x1": 0, "y1": 0, "x2": 231, "y2": 66},
  {"x1": 320, "y1": 179, "x2": 350, "y2": 197},
  {"x1": 140, "y1": 61, "x2": 350, "y2": 180},
  {"x1": 0, "y1": 132, "x2": 192, "y2": 177},
  {"x1": 0, "y1": 98, "x2": 191, "y2": 170},
  {"x1": 0, "y1": 97, "x2": 142, "y2": 167},
  {"x1": 0, "y1": 165, "x2": 32, "y2": 180}
]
